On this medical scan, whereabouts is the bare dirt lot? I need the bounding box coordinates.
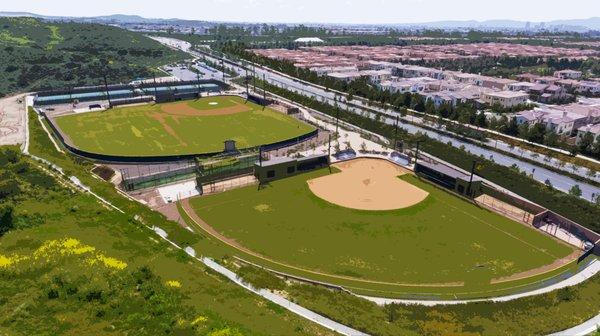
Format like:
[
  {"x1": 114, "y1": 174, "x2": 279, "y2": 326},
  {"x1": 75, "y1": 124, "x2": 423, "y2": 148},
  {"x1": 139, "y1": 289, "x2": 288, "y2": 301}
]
[
  {"x1": 307, "y1": 158, "x2": 429, "y2": 211},
  {"x1": 0, "y1": 93, "x2": 27, "y2": 147}
]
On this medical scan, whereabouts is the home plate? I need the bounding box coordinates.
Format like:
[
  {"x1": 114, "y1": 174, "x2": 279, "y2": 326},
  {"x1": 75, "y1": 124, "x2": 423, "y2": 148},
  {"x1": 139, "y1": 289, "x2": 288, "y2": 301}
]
[{"x1": 158, "y1": 180, "x2": 200, "y2": 203}]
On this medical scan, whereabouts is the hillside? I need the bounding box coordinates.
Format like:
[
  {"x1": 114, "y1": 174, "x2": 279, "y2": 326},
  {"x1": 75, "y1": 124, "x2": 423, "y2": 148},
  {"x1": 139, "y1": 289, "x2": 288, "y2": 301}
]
[
  {"x1": 0, "y1": 17, "x2": 187, "y2": 96},
  {"x1": 0, "y1": 140, "x2": 332, "y2": 335}
]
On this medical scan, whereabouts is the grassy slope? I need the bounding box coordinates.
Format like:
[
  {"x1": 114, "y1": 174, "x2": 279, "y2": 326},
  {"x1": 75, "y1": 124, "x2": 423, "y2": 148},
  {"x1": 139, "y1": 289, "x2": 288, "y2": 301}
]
[
  {"x1": 0, "y1": 17, "x2": 187, "y2": 97},
  {"x1": 20, "y1": 107, "x2": 600, "y2": 336},
  {"x1": 54, "y1": 96, "x2": 315, "y2": 156},
  {"x1": 18, "y1": 109, "x2": 333, "y2": 335},
  {"x1": 189, "y1": 166, "x2": 572, "y2": 286}
]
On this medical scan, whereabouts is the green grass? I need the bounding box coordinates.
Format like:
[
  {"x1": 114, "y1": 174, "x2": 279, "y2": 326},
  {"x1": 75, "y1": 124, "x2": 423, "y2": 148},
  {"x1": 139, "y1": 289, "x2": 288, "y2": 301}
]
[
  {"x1": 0, "y1": 125, "x2": 334, "y2": 335},
  {"x1": 55, "y1": 96, "x2": 315, "y2": 156},
  {"x1": 0, "y1": 17, "x2": 187, "y2": 97},
  {"x1": 189, "y1": 166, "x2": 573, "y2": 289}
]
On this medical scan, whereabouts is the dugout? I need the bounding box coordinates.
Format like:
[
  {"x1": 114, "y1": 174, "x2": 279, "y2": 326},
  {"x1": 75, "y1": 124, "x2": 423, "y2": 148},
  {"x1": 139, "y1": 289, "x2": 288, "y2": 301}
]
[
  {"x1": 255, "y1": 154, "x2": 329, "y2": 183},
  {"x1": 247, "y1": 94, "x2": 274, "y2": 106},
  {"x1": 415, "y1": 161, "x2": 482, "y2": 198}
]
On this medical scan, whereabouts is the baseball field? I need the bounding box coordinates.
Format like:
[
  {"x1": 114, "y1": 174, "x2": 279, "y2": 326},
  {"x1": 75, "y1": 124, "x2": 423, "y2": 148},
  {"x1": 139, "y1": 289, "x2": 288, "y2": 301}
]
[
  {"x1": 186, "y1": 158, "x2": 576, "y2": 290},
  {"x1": 54, "y1": 95, "x2": 315, "y2": 156}
]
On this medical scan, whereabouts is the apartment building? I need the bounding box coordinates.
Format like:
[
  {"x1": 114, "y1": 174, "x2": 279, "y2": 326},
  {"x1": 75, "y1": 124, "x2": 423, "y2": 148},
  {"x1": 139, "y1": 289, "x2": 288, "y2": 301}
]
[
  {"x1": 516, "y1": 103, "x2": 600, "y2": 135},
  {"x1": 577, "y1": 81, "x2": 600, "y2": 95},
  {"x1": 554, "y1": 69, "x2": 583, "y2": 80},
  {"x1": 481, "y1": 91, "x2": 529, "y2": 108}
]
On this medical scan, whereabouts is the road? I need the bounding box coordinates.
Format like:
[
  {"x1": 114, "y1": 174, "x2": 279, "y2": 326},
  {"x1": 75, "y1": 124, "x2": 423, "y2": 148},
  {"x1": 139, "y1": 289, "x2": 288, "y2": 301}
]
[{"x1": 152, "y1": 36, "x2": 600, "y2": 202}]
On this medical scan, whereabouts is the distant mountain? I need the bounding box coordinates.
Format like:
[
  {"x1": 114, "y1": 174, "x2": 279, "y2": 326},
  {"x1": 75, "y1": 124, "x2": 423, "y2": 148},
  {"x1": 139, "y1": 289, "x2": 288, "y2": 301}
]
[
  {"x1": 549, "y1": 17, "x2": 600, "y2": 30},
  {"x1": 394, "y1": 17, "x2": 600, "y2": 31},
  {"x1": 0, "y1": 11, "x2": 598, "y2": 31},
  {"x1": 0, "y1": 11, "x2": 45, "y2": 18}
]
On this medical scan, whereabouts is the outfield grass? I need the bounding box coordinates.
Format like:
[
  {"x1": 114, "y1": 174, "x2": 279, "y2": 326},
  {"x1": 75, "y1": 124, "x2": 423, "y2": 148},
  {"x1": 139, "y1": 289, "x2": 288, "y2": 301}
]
[
  {"x1": 54, "y1": 96, "x2": 315, "y2": 156},
  {"x1": 189, "y1": 166, "x2": 574, "y2": 287},
  {"x1": 2, "y1": 124, "x2": 335, "y2": 335}
]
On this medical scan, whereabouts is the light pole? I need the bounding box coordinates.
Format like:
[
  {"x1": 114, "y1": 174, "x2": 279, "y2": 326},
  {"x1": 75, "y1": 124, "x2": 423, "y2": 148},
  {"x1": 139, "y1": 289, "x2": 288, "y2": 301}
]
[{"x1": 467, "y1": 160, "x2": 477, "y2": 198}]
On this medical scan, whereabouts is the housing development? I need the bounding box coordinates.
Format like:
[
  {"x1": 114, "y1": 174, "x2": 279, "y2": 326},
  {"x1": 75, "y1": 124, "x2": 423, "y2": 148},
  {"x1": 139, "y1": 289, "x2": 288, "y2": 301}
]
[{"x1": 0, "y1": 2, "x2": 600, "y2": 336}]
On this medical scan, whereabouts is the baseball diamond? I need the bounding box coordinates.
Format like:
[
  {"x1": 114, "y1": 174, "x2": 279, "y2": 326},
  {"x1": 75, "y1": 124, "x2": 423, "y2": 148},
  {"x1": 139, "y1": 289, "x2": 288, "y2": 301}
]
[{"x1": 53, "y1": 95, "x2": 315, "y2": 157}]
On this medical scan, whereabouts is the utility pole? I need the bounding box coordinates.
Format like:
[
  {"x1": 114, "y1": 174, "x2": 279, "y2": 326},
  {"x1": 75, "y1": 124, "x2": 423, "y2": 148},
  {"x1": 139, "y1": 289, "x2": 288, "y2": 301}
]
[
  {"x1": 252, "y1": 64, "x2": 256, "y2": 91},
  {"x1": 328, "y1": 133, "x2": 332, "y2": 173},
  {"x1": 467, "y1": 160, "x2": 477, "y2": 198},
  {"x1": 152, "y1": 74, "x2": 158, "y2": 97},
  {"x1": 393, "y1": 115, "x2": 399, "y2": 151},
  {"x1": 221, "y1": 59, "x2": 225, "y2": 83},
  {"x1": 335, "y1": 107, "x2": 340, "y2": 136},
  {"x1": 196, "y1": 68, "x2": 201, "y2": 97},
  {"x1": 245, "y1": 69, "x2": 249, "y2": 96},
  {"x1": 103, "y1": 74, "x2": 112, "y2": 108},
  {"x1": 414, "y1": 141, "x2": 422, "y2": 166},
  {"x1": 262, "y1": 74, "x2": 267, "y2": 108}
]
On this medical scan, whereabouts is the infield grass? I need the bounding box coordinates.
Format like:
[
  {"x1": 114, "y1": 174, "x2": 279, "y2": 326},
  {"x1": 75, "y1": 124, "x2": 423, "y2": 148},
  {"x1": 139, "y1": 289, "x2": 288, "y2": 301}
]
[
  {"x1": 189, "y1": 166, "x2": 574, "y2": 287},
  {"x1": 54, "y1": 95, "x2": 315, "y2": 156}
]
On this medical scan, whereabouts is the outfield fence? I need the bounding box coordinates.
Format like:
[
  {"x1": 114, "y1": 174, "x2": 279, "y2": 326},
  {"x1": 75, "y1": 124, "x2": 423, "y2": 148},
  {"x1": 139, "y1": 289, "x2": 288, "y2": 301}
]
[{"x1": 37, "y1": 105, "x2": 318, "y2": 164}]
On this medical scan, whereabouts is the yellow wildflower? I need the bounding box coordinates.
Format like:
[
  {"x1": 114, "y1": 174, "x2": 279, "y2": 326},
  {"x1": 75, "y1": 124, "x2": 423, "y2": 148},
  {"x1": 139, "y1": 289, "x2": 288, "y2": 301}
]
[
  {"x1": 96, "y1": 255, "x2": 127, "y2": 270},
  {"x1": 191, "y1": 315, "x2": 208, "y2": 325},
  {"x1": 0, "y1": 255, "x2": 13, "y2": 268},
  {"x1": 166, "y1": 280, "x2": 181, "y2": 288}
]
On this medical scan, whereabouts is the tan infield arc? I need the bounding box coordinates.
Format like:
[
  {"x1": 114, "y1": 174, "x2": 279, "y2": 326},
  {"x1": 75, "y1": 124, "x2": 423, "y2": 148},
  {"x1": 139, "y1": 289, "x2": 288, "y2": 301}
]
[
  {"x1": 307, "y1": 158, "x2": 429, "y2": 211},
  {"x1": 160, "y1": 99, "x2": 252, "y2": 116}
]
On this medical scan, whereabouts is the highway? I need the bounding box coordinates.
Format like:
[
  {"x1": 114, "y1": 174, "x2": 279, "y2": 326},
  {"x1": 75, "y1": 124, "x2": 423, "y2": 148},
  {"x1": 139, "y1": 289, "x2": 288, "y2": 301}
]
[{"x1": 152, "y1": 36, "x2": 600, "y2": 202}]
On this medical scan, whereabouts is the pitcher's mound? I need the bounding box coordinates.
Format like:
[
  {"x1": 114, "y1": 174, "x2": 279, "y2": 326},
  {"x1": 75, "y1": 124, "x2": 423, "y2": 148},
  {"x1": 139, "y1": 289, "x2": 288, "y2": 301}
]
[{"x1": 307, "y1": 158, "x2": 428, "y2": 211}]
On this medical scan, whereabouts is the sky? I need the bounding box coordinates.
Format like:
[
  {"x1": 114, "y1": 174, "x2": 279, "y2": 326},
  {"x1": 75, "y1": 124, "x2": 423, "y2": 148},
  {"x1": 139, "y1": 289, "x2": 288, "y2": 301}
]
[{"x1": 2, "y1": 0, "x2": 600, "y2": 24}]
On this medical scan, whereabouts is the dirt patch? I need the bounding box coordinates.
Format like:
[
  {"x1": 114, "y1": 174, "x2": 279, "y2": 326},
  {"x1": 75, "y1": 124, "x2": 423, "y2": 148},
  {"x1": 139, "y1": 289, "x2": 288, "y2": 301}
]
[
  {"x1": 160, "y1": 99, "x2": 252, "y2": 116},
  {"x1": 0, "y1": 93, "x2": 27, "y2": 146},
  {"x1": 307, "y1": 158, "x2": 429, "y2": 211},
  {"x1": 147, "y1": 111, "x2": 188, "y2": 147},
  {"x1": 491, "y1": 248, "x2": 580, "y2": 284}
]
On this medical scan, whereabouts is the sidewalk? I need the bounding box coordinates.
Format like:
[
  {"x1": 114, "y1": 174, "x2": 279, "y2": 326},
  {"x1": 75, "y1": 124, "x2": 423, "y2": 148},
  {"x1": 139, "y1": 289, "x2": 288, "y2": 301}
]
[{"x1": 359, "y1": 259, "x2": 600, "y2": 306}]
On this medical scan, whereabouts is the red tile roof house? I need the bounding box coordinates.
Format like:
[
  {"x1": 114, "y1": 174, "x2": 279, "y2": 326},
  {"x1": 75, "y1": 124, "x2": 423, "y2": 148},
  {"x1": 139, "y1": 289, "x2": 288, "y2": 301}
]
[
  {"x1": 516, "y1": 73, "x2": 541, "y2": 83},
  {"x1": 554, "y1": 69, "x2": 583, "y2": 80},
  {"x1": 576, "y1": 123, "x2": 600, "y2": 145},
  {"x1": 528, "y1": 84, "x2": 568, "y2": 103}
]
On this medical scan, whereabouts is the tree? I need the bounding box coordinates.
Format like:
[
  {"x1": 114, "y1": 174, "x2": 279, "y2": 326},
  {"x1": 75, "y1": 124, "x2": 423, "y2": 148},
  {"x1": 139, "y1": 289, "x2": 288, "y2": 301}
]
[
  {"x1": 505, "y1": 117, "x2": 519, "y2": 136},
  {"x1": 569, "y1": 185, "x2": 582, "y2": 197},
  {"x1": 578, "y1": 133, "x2": 594, "y2": 153},
  {"x1": 0, "y1": 179, "x2": 20, "y2": 199},
  {"x1": 527, "y1": 123, "x2": 546, "y2": 144},
  {"x1": 544, "y1": 131, "x2": 559, "y2": 147},
  {"x1": 544, "y1": 179, "x2": 553, "y2": 190},
  {"x1": 0, "y1": 205, "x2": 14, "y2": 236}
]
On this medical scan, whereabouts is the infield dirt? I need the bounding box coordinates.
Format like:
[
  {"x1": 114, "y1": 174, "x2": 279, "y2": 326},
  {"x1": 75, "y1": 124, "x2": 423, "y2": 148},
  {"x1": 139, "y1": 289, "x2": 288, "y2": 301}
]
[{"x1": 307, "y1": 158, "x2": 428, "y2": 211}]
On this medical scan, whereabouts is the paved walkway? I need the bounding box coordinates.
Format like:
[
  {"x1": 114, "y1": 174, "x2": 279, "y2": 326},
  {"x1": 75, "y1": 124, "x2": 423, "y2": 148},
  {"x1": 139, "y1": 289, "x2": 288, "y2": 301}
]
[
  {"x1": 550, "y1": 313, "x2": 600, "y2": 336},
  {"x1": 200, "y1": 257, "x2": 368, "y2": 336},
  {"x1": 360, "y1": 258, "x2": 600, "y2": 306}
]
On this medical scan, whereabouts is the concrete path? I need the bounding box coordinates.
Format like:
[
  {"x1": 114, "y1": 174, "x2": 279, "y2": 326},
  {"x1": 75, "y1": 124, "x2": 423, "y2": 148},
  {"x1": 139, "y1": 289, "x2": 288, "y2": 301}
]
[
  {"x1": 550, "y1": 313, "x2": 600, "y2": 336},
  {"x1": 201, "y1": 257, "x2": 369, "y2": 336},
  {"x1": 360, "y1": 258, "x2": 600, "y2": 306}
]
